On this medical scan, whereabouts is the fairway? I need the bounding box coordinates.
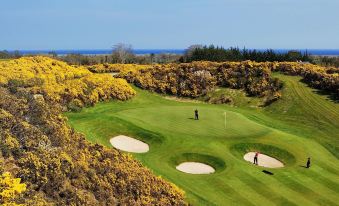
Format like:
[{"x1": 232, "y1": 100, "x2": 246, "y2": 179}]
[{"x1": 66, "y1": 75, "x2": 339, "y2": 206}]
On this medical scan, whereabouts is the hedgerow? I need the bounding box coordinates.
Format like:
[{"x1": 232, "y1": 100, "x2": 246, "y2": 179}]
[
  {"x1": 95, "y1": 61, "x2": 338, "y2": 102},
  {"x1": 114, "y1": 61, "x2": 282, "y2": 105}
]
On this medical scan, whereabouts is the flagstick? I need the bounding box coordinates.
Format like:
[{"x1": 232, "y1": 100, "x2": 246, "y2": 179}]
[{"x1": 224, "y1": 111, "x2": 227, "y2": 129}]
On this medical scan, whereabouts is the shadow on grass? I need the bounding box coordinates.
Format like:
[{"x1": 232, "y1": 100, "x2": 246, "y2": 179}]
[
  {"x1": 299, "y1": 165, "x2": 308, "y2": 169},
  {"x1": 298, "y1": 79, "x2": 338, "y2": 103},
  {"x1": 313, "y1": 89, "x2": 338, "y2": 103},
  {"x1": 262, "y1": 170, "x2": 274, "y2": 175}
]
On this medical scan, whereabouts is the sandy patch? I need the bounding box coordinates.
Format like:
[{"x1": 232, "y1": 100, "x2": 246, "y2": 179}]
[
  {"x1": 163, "y1": 96, "x2": 203, "y2": 103},
  {"x1": 110, "y1": 135, "x2": 149, "y2": 153},
  {"x1": 244, "y1": 152, "x2": 284, "y2": 168},
  {"x1": 176, "y1": 162, "x2": 215, "y2": 174},
  {"x1": 108, "y1": 72, "x2": 119, "y2": 77}
]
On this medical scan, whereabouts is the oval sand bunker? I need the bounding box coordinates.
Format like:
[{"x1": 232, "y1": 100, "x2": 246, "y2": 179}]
[
  {"x1": 176, "y1": 162, "x2": 215, "y2": 174},
  {"x1": 244, "y1": 152, "x2": 284, "y2": 168},
  {"x1": 110, "y1": 135, "x2": 149, "y2": 153}
]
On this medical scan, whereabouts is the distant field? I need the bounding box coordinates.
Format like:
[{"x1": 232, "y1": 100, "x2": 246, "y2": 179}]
[{"x1": 66, "y1": 74, "x2": 339, "y2": 206}]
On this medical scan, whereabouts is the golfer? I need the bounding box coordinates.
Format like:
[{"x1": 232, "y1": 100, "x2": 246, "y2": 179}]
[
  {"x1": 254, "y1": 152, "x2": 260, "y2": 165},
  {"x1": 194, "y1": 109, "x2": 199, "y2": 120},
  {"x1": 306, "y1": 157, "x2": 311, "y2": 168}
]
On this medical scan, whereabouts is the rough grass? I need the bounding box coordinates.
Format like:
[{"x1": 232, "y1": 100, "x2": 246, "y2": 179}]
[
  {"x1": 66, "y1": 74, "x2": 339, "y2": 206},
  {"x1": 199, "y1": 87, "x2": 265, "y2": 107}
]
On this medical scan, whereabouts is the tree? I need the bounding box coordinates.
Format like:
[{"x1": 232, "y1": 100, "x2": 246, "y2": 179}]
[
  {"x1": 112, "y1": 43, "x2": 134, "y2": 64},
  {"x1": 182, "y1": 44, "x2": 203, "y2": 62},
  {"x1": 287, "y1": 50, "x2": 303, "y2": 62},
  {"x1": 150, "y1": 53, "x2": 155, "y2": 64}
]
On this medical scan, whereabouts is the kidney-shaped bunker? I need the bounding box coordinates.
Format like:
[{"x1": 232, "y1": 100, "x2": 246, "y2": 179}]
[
  {"x1": 110, "y1": 135, "x2": 149, "y2": 153},
  {"x1": 244, "y1": 152, "x2": 284, "y2": 168},
  {"x1": 176, "y1": 162, "x2": 215, "y2": 174}
]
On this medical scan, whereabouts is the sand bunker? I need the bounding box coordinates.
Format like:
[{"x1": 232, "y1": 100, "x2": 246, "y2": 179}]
[
  {"x1": 244, "y1": 152, "x2": 284, "y2": 168},
  {"x1": 110, "y1": 135, "x2": 149, "y2": 153},
  {"x1": 176, "y1": 162, "x2": 215, "y2": 174}
]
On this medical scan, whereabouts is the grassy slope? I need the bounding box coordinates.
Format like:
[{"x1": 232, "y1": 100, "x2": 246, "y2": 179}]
[{"x1": 66, "y1": 74, "x2": 339, "y2": 206}]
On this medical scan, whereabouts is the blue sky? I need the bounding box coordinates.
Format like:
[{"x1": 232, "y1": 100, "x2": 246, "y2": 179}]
[{"x1": 1, "y1": 0, "x2": 338, "y2": 50}]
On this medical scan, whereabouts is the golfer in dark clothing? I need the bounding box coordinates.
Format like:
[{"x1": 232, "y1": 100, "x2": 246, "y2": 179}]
[
  {"x1": 306, "y1": 157, "x2": 311, "y2": 168},
  {"x1": 254, "y1": 152, "x2": 259, "y2": 165},
  {"x1": 194, "y1": 109, "x2": 199, "y2": 120}
]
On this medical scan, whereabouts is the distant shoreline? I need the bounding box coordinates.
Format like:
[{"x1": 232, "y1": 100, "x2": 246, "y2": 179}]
[{"x1": 3, "y1": 49, "x2": 339, "y2": 56}]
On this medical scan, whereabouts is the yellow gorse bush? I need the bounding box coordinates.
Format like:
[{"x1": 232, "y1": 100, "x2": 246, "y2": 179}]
[
  {"x1": 0, "y1": 56, "x2": 91, "y2": 85},
  {"x1": 88, "y1": 60, "x2": 338, "y2": 100},
  {"x1": 0, "y1": 56, "x2": 136, "y2": 108},
  {"x1": 86, "y1": 63, "x2": 150, "y2": 74},
  {"x1": 0, "y1": 172, "x2": 26, "y2": 205},
  {"x1": 0, "y1": 57, "x2": 186, "y2": 205}
]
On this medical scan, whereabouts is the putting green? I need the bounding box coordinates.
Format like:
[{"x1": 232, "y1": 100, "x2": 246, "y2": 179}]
[{"x1": 66, "y1": 74, "x2": 339, "y2": 206}]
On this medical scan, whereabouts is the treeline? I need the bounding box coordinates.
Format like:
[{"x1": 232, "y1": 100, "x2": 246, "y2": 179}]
[
  {"x1": 312, "y1": 55, "x2": 339, "y2": 68},
  {"x1": 0, "y1": 50, "x2": 22, "y2": 59},
  {"x1": 58, "y1": 43, "x2": 181, "y2": 65},
  {"x1": 0, "y1": 57, "x2": 186, "y2": 205},
  {"x1": 57, "y1": 53, "x2": 181, "y2": 66},
  {"x1": 180, "y1": 45, "x2": 312, "y2": 63}
]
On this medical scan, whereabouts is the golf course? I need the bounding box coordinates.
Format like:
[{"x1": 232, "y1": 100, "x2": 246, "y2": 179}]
[{"x1": 66, "y1": 74, "x2": 339, "y2": 206}]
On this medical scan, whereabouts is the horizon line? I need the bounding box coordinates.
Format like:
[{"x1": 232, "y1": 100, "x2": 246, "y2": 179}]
[{"x1": 2, "y1": 48, "x2": 339, "y2": 51}]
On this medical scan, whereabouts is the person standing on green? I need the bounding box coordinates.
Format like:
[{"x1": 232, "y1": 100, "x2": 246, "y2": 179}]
[
  {"x1": 306, "y1": 157, "x2": 311, "y2": 168},
  {"x1": 194, "y1": 109, "x2": 199, "y2": 120}
]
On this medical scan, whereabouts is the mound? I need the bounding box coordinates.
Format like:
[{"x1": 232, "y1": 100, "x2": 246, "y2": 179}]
[
  {"x1": 176, "y1": 162, "x2": 215, "y2": 174},
  {"x1": 110, "y1": 135, "x2": 149, "y2": 153},
  {"x1": 244, "y1": 152, "x2": 284, "y2": 168}
]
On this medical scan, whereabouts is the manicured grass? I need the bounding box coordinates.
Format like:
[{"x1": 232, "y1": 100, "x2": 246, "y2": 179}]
[{"x1": 65, "y1": 74, "x2": 339, "y2": 206}]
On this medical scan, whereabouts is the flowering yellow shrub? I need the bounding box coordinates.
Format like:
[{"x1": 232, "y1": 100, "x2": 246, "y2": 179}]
[
  {"x1": 0, "y1": 56, "x2": 91, "y2": 86},
  {"x1": 111, "y1": 61, "x2": 281, "y2": 99},
  {"x1": 0, "y1": 57, "x2": 136, "y2": 108},
  {"x1": 87, "y1": 63, "x2": 150, "y2": 73},
  {"x1": 0, "y1": 57, "x2": 186, "y2": 205},
  {"x1": 90, "y1": 61, "x2": 338, "y2": 100},
  {"x1": 0, "y1": 172, "x2": 26, "y2": 205}
]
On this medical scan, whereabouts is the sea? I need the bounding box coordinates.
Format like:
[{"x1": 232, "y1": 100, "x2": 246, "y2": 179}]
[{"x1": 6, "y1": 49, "x2": 339, "y2": 56}]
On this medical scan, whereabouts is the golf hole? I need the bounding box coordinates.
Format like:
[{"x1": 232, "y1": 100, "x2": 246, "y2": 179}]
[
  {"x1": 244, "y1": 152, "x2": 284, "y2": 168},
  {"x1": 110, "y1": 135, "x2": 149, "y2": 153},
  {"x1": 176, "y1": 162, "x2": 215, "y2": 174}
]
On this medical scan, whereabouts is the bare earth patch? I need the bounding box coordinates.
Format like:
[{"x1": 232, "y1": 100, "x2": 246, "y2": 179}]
[
  {"x1": 244, "y1": 152, "x2": 284, "y2": 168},
  {"x1": 110, "y1": 135, "x2": 149, "y2": 153},
  {"x1": 163, "y1": 96, "x2": 203, "y2": 103},
  {"x1": 176, "y1": 162, "x2": 215, "y2": 174}
]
